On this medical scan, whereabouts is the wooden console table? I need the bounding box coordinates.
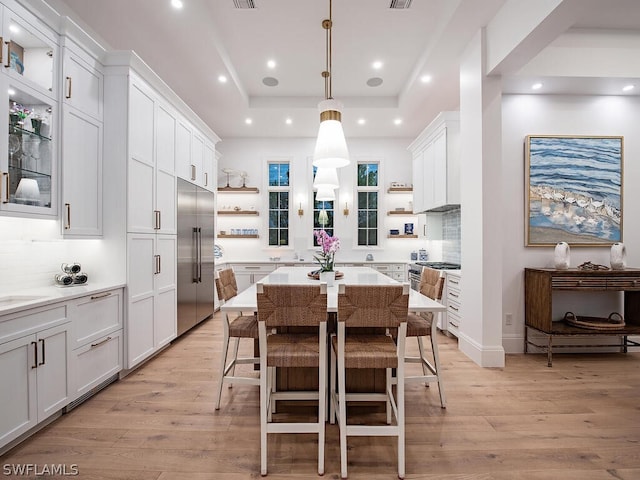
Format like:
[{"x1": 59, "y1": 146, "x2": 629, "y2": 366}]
[{"x1": 524, "y1": 268, "x2": 640, "y2": 366}]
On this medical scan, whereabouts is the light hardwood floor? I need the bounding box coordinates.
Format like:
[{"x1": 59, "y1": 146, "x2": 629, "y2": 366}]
[{"x1": 2, "y1": 312, "x2": 640, "y2": 479}]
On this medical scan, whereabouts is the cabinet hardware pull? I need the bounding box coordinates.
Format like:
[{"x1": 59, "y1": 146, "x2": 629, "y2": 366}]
[
  {"x1": 4, "y1": 41, "x2": 10, "y2": 68},
  {"x1": 191, "y1": 164, "x2": 196, "y2": 181},
  {"x1": 2, "y1": 172, "x2": 9, "y2": 203},
  {"x1": 449, "y1": 279, "x2": 459, "y2": 285},
  {"x1": 204, "y1": 172, "x2": 208, "y2": 186},
  {"x1": 154, "y1": 210, "x2": 161, "y2": 230},
  {"x1": 158, "y1": 254, "x2": 162, "y2": 274},
  {"x1": 90, "y1": 292, "x2": 112, "y2": 300},
  {"x1": 450, "y1": 305, "x2": 459, "y2": 312},
  {"x1": 154, "y1": 255, "x2": 161, "y2": 274},
  {"x1": 0, "y1": 36, "x2": 3, "y2": 64},
  {"x1": 65, "y1": 76, "x2": 72, "y2": 99},
  {"x1": 193, "y1": 228, "x2": 199, "y2": 282},
  {"x1": 39, "y1": 339, "x2": 45, "y2": 366},
  {"x1": 65, "y1": 203, "x2": 71, "y2": 229},
  {"x1": 91, "y1": 337, "x2": 112, "y2": 348},
  {"x1": 31, "y1": 341, "x2": 38, "y2": 369},
  {"x1": 449, "y1": 292, "x2": 459, "y2": 298}
]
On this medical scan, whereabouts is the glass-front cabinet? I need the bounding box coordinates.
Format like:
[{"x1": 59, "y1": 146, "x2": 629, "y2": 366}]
[{"x1": 0, "y1": 2, "x2": 58, "y2": 216}]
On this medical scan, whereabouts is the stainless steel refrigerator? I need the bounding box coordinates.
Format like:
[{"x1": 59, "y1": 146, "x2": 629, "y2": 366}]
[{"x1": 177, "y1": 178, "x2": 215, "y2": 336}]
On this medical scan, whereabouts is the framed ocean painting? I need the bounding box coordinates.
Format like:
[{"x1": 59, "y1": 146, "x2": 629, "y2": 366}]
[{"x1": 525, "y1": 135, "x2": 623, "y2": 246}]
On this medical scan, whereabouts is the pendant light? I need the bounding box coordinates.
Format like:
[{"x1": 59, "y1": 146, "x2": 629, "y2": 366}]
[
  {"x1": 312, "y1": 0, "x2": 350, "y2": 169},
  {"x1": 313, "y1": 167, "x2": 340, "y2": 189},
  {"x1": 315, "y1": 185, "x2": 336, "y2": 202}
]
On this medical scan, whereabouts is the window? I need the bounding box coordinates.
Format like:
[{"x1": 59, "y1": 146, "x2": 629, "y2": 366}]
[
  {"x1": 268, "y1": 162, "x2": 289, "y2": 246},
  {"x1": 312, "y1": 166, "x2": 334, "y2": 245},
  {"x1": 357, "y1": 162, "x2": 378, "y2": 246}
]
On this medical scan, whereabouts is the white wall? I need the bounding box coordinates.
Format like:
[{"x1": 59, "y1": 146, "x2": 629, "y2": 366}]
[
  {"x1": 216, "y1": 136, "x2": 444, "y2": 263},
  {"x1": 0, "y1": 217, "x2": 114, "y2": 292},
  {"x1": 501, "y1": 94, "x2": 640, "y2": 352}
]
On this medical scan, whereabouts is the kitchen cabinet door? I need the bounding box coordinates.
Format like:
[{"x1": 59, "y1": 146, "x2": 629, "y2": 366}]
[
  {"x1": 191, "y1": 132, "x2": 204, "y2": 186},
  {"x1": 0, "y1": 334, "x2": 37, "y2": 447},
  {"x1": 61, "y1": 106, "x2": 102, "y2": 236},
  {"x1": 62, "y1": 39, "x2": 103, "y2": 121},
  {"x1": 155, "y1": 235, "x2": 177, "y2": 348},
  {"x1": 35, "y1": 323, "x2": 70, "y2": 420},
  {"x1": 175, "y1": 120, "x2": 192, "y2": 182},
  {"x1": 203, "y1": 142, "x2": 215, "y2": 191},
  {"x1": 155, "y1": 105, "x2": 176, "y2": 234}
]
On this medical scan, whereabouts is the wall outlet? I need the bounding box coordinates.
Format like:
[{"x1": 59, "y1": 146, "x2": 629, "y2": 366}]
[{"x1": 505, "y1": 313, "x2": 513, "y2": 325}]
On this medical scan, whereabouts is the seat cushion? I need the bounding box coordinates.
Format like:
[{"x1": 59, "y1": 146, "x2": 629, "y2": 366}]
[
  {"x1": 267, "y1": 334, "x2": 321, "y2": 368},
  {"x1": 331, "y1": 335, "x2": 398, "y2": 369},
  {"x1": 229, "y1": 314, "x2": 258, "y2": 338},
  {"x1": 406, "y1": 312, "x2": 433, "y2": 337}
]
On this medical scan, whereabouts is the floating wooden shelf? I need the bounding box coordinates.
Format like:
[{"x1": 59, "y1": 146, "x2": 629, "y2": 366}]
[
  {"x1": 217, "y1": 210, "x2": 259, "y2": 215},
  {"x1": 387, "y1": 210, "x2": 415, "y2": 215},
  {"x1": 387, "y1": 187, "x2": 413, "y2": 193},
  {"x1": 218, "y1": 234, "x2": 259, "y2": 239},
  {"x1": 217, "y1": 186, "x2": 260, "y2": 193},
  {"x1": 387, "y1": 234, "x2": 418, "y2": 238}
]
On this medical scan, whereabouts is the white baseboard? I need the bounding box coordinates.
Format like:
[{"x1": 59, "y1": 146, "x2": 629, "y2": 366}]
[{"x1": 458, "y1": 332, "x2": 505, "y2": 367}]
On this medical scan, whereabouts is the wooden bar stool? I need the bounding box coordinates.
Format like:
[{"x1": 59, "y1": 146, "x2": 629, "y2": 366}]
[{"x1": 214, "y1": 268, "x2": 259, "y2": 410}]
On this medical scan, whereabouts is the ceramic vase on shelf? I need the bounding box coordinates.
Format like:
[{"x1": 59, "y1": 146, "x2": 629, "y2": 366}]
[
  {"x1": 610, "y1": 242, "x2": 627, "y2": 270},
  {"x1": 554, "y1": 242, "x2": 570, "y2": 270},
  {"x1": 319, "y1": 270, "x2": 335, "y2": 287}
]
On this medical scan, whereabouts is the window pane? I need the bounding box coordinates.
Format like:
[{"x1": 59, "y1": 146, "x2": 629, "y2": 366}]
[
  {"x1": 279, "y1": 212, "x2": 288, "y2": 228},
  {"x1": 279, "y1": 229, "x2": 288, "y2": 245},
  {"x1": 268, "y1": 164, "x2": 279, "y2": 186},
  {"x1": 368, "y1": 192, "x2": 377, "y2": 209},
  {"x1": 269, "y1": 211, "x2": 278, "y2": 228},
  {"x1": 358, "y1": 192, "x2": 367, "y2": 209},
  {"x1": 269, "y1": 229, "x2": 278, "y2": 245},
  {"x1": 357, "y1": 211, "x2": 367, "y2": 228},
  {"x1": 368, "y1": 230, "x2": 377, "y2": 245},
  {"x1": 367, "y1": 164, "x2": 378, "y2": 186},
  {"x1": 357, "y1": 164, "x2": 367, "y2": 186},
  {"x1": 279, "y1": 164, "x2": 290, "y2": 186},
  {"x1": 269, "y1": 191, "x2": 278, "y2": 208},
  {"x1": 279, "y1": 191, "x2": 289, "y2": 209},
  {"x1": 358, "y1": 229, "x2": 367, "y2": 245},
  {"x1": 368, "y1": 211, "x2": 377, "y2": 228}
]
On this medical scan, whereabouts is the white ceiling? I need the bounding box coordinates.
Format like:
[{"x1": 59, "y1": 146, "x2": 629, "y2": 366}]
[{"x1": 44, "y1": 0, "x2": 640, "y2": 140}]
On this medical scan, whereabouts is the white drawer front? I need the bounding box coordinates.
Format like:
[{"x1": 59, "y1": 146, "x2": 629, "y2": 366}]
[
  {"x1": 71, "y1": 330, "x2": 123, "y2": 399},
  {"x1": 71, "y1": 290, "x2": 122, "y2": 349},
  {"x1": 0, "y1": 306, "x2": 67, "y2": 345}
]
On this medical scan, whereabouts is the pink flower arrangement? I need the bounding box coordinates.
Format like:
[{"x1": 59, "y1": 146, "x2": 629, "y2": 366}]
[{"x1": 313, "y1": 229, "x2": 340, "y2": 272}]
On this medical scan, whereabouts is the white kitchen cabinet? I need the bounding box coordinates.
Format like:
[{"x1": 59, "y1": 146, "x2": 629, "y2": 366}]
[
  {"x1": 68, "y1": 289, "x2": 123, "y2": 400},
  {"x1": 175, "y1": 120, "x2": 192, "y2": 182},
  {"x1": 0, "y1": 305, "x2": 69, "y2": 449},
  {"x1": 203, "y1": 141, "x2": 216, "y2": 191},
  {"x1": 60, "y1": 37, "x2": 103, "y2": 237},
  {"x1": 442, "y1": 271, "x2": 461, "y2": 337},
  {"x1": 0, "y1": 2, "x2": 59, "y2": 99},
  {"x1": 409, "y1": 111, "x2": 460, "y2": 213},
  {"x1": 230, "y1": 263, "x2": 276, "y2": 292},
  {"x1": 175, "y1": 118, "x2": 216, "y2": 190},
  {"x1": 126, "y1": 233, "x2": 176, "y2": 368},
  {"x1": 61, "y1": 107, "x2": 102, "y2": 235}
]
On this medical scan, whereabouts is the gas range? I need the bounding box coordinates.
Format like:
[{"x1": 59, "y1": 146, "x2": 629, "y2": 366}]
[{"x1": 415, "y1": 261, "x2": 461, "y2": 270}]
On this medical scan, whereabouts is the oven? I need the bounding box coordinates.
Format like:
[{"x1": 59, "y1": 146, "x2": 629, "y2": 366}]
[{"x1": 409, "y1": 261, "x2": 461, "y2": 291}]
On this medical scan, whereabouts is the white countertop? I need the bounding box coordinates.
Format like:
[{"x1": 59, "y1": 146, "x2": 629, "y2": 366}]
[
  {"x1": 221, "y1": 266, "x2": 445, "y2": 313},
  {"x1": 0, "y1": 282, "x2": 126, "y2": 317}
]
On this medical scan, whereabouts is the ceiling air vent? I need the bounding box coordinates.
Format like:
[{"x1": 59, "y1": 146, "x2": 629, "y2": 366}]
[
  {"x1": 390, "y1": 0, "x2": 412, "y2": 8},
  {"x1": 233, "y1": 0, "x2": 255, "y2": 8}
]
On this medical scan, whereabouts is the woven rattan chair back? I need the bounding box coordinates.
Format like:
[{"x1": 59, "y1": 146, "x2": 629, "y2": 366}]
[
  {"x1": 257, "y1": 284, "x2": 328, "y2": 328},
  {"x1": 419, "y1": 267, "x2": 444, "y2": 301},
  {"x1": 337, "y1": 284, "x2": 409, "y2": 328},
  {"x1": 216, "y1": 268, "x2": 239, "y2": 302}
]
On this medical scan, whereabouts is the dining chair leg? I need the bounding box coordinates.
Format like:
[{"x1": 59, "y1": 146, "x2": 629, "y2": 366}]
[
  {"x1": 317, "y1": 322, "x2": 327, "y2": 475},
  {"x1": 337, "y1": 341, "x2": 348, "y2": 479},
  {"x1": 229, "y1": 337, "x2": 241, "y2": 383},
  {"x1": 416, "y1": 336, "x2": 430, "y2": 386},
  {"x1": 270, "y1": 367, "x2": 277, "y2": 415},
  {"x1": 329, "y1": 343, "x2": 337, "y2": 425},
  {"x1": 430, "y1": 324, "x2": 446, "y2": 408},
  {"x1": 386, "y1": 368, "x2": 392, "y2": 425},
  {"x1": 215, "y1": 326, "x2": 231, "y2": 410},
  {"x1": 397, "y1": 361, "x2": 406, "y2": 480}
]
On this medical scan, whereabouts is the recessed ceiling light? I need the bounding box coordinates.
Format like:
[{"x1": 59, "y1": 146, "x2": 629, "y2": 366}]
[
  {"x1": 531, "y1": 82, "x2": 543, "y2": 90},
  {"x1": 218, "y1": 75, "x2": 227, "y2": 83},
  {"x1": 7, "y1": 88, "x2": 15, "y2": 96},
  {"x1": 622, "y1": 84, "x2": 635, "y2": 92},
  {"x1": 9, "y1": 24, "x2": 19, "y2": 34},
  {"x1": 366, "y1": 77, "x2": 383, "y2": 87},
  {"x1": 372, "y1": 61, "x2": 383, "y2": 70},
  {"x1": 245, "y1": 118, "x2": 253, "y2": 125},
  {"x1": 357, "y1": 118, "x2": 366, "y2": 125},
  {"x1": 394, "y1": 118, "x2": 402, "y2": 126},
  {"x1": 267, "y1": 59, "x2": 276, "y2": 69},
  {"x1": 170, "y1": 0, "x2": 183, "y2": 9},
  {"x1": 285, "y1": 118, "x2": 292, "y2": 125},
  {"x1": 420, "y1": 75, "x2": 432, "y2": 84}
]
